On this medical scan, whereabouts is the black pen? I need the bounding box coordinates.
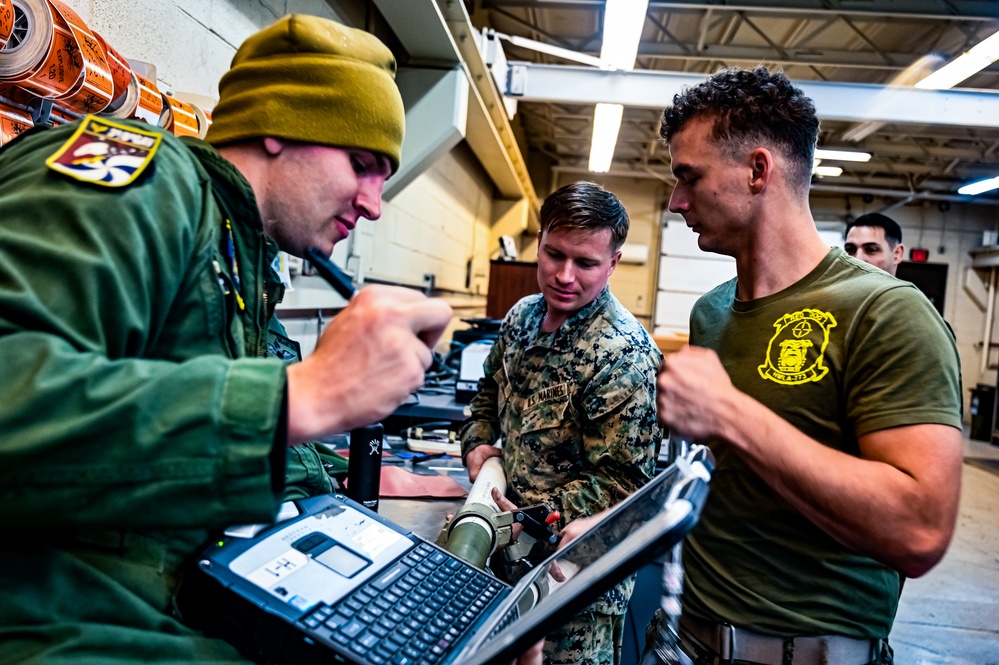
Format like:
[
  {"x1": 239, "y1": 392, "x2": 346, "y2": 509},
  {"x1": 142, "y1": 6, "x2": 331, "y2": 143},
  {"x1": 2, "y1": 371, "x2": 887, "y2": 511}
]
[
  {"x1": 305, "y1": 247, "x2": 356, "y2": 299},
  {"x1": 411, "y1": 452, "x2": 449, "y2": 466}
]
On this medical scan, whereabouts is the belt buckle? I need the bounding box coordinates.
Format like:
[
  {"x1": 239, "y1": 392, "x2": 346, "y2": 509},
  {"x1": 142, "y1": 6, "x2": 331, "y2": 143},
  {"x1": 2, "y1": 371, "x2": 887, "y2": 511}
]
[{"x1": 717, "y1": 622, "x2": 735, "y2": 663}]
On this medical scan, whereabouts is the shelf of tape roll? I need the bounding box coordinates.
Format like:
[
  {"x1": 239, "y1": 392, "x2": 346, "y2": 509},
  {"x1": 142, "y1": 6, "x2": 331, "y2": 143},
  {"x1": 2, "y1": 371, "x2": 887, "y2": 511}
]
[
  {"x1": 0, "y1": 0, "x2": 203, "y2": 136},
  {"x1": 0, "y1": 0, "x2": 114, "y2": 114}
]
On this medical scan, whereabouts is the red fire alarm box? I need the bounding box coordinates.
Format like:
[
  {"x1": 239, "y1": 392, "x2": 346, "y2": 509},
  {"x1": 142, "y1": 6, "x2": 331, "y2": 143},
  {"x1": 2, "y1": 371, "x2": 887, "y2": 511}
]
[{"x1": 909, "y1": 247, "x2": 930, "y2": 262}]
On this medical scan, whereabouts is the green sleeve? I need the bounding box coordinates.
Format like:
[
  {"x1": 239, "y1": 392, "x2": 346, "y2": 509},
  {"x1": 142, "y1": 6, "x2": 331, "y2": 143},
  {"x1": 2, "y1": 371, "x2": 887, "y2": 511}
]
[
  {"x1": 550, "y1": 354, "x2": 661, "y2": 524},
  {"x1": 458, "y1": 334, "x2": 505, "y2": 463},
  {"x1": 0, "y1": 125, "x2": 284, "y2": 529},
  {"x1": 845, "y1": 284, "x2": 963, "y2": 436}
]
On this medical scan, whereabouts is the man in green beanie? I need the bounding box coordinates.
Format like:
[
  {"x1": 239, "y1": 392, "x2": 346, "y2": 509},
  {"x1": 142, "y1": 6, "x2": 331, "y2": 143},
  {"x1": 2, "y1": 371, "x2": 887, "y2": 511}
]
[{"x1": 0, "y1": 14, "x2": 453, "y2": 664}]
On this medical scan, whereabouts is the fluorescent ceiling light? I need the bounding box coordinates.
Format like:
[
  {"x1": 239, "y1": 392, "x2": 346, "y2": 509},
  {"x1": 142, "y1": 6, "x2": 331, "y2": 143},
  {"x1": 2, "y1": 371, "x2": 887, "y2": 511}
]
[
  {"x1": 588, "y1": 0, "x2": 648, "y2": 171},
  {"x1": 600, "y1": 0, "x2": 649, "y2": 71},
  {"x1": 814, "y1": 148, "x2": 871, "y2": 162},
  {"x1": 589, "y1": 103, "x2": 623, "y2": 173},
  {"x1": 959, "y1": 176, "x2": 999, "y2": 196},
  {"x1": 813, "y1": 165, "x2": 843, "y2": 177},
  {"x1": 916, "y1": 30, "x2": 999, "y2": 90},
  {"x1": 497, "y1": 32, "x2": 606, "y2": 68}
]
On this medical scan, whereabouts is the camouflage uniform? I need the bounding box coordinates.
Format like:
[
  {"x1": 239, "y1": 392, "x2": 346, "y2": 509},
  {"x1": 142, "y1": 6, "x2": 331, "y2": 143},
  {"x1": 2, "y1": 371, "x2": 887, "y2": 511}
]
[{"x1": 461, "y1": 286, "x2": 662, "y2": 664}]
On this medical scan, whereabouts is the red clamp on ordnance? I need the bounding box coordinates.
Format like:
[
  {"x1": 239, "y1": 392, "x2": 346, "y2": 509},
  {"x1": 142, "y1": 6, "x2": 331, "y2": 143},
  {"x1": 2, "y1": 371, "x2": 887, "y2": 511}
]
[{"x1": 513, "y1": 504, "x2": 560, "y2": 545}]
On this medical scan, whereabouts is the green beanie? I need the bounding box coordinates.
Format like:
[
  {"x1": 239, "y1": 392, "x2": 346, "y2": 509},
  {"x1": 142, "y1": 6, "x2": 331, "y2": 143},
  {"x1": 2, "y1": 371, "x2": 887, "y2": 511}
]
[{"x1": 205, "y1": 15, "x2": 405, "y2": 172}]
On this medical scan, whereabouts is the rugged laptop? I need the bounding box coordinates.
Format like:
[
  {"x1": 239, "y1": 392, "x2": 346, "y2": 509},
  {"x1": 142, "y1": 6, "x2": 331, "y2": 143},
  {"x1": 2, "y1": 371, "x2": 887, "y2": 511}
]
[{"x1": 178, "y1": 445, "x2": 714, "y2": 665}]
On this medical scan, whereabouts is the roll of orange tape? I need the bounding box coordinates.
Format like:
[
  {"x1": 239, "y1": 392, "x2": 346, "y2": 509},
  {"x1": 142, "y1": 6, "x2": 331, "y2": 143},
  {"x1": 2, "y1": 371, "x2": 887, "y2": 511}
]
[
  {"x1": 0, "y1": 101, "x2": 32, "y2": 146},
  {"x1": 47, "y1": 0, "x2": 113, "y2": 114},
  {"x1": 0, "y1": 0, "x2": 113, "y2": 115},
  {"x1": 0, "y1": 0, "x2": 52, "y2": 75},
  {"x1": 161, "y1": 92, "x2": 198, "y2": 137},
  {"x1": 131, "y1": 72, "x2": 162, "y2": 125},
  {"x1": 0, "y1": 0, "x2": 14, "y2": 49},
  {"x1": 93, "y1": 29, "x2": 131, "y2": 112},
  {"x1": 0, "y1": 0, "x2": 75, "y2": 98}
]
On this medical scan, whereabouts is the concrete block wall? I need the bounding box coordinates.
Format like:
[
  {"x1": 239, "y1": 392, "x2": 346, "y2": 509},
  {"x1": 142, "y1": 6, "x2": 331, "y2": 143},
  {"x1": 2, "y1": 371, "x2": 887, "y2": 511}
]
[{"x1": 362, "y1": 143, "x2": 493, "y2": 295}]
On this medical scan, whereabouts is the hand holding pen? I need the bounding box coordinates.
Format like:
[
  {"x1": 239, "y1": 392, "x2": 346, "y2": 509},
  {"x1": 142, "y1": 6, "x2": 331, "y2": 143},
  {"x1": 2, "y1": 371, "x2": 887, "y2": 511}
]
[
  {"x1": 284, "y1": 249, "x2": 453, "y2": 444},
  {"x1": 306, "y1": 247, "x2": 356, "y2": 300}
]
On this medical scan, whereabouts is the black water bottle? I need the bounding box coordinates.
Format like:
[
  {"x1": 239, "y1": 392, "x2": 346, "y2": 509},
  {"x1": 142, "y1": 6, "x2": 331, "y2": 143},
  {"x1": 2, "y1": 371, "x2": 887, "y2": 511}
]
[{"x1": 347, "y1": 423, "x2": 383, "y2": 512}]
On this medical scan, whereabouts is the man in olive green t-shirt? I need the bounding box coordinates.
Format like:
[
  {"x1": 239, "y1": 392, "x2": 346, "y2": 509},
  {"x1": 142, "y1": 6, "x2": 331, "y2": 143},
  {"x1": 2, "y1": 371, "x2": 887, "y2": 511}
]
[{"x1": 652, "y1": 67, "x2": 963, "y2": 665}]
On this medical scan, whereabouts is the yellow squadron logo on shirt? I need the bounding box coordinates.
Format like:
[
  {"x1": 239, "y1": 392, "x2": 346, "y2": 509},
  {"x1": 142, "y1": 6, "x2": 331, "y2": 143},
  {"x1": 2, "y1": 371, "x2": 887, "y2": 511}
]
[
  {"x1": 46, "y1": 116, "x2": 161, "y2": 187},
  {"x1": 758, "y1": 308, "x2": 837, "y2": 385}
]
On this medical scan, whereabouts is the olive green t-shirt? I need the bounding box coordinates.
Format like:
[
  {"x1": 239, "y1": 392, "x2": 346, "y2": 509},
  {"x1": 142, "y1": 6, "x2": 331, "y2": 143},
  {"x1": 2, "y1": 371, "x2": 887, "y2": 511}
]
[{"x1": 683, "y1": 247, "x2": 962, "y2": 638}]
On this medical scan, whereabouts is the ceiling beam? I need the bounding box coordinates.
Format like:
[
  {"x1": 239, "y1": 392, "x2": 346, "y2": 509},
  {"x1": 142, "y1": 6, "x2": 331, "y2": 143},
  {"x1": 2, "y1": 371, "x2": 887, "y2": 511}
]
[
  {"x1": 505, "y1": 62, "x2": 999, "y2": 129},
  {"x1": 637, "y1": 42, "x2": 935, "y2": 70},
  {"x1": 484, "y1": 1, "x2": 999, "y2": 21}
]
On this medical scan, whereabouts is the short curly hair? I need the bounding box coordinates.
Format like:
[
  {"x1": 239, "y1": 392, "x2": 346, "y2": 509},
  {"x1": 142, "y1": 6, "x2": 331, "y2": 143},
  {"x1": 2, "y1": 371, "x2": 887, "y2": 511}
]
[
  {"x1": 540, "y1": 181, "x2": 630, "y2": 251},
  {"x1": 659, "y1": 66, "x2": 819, "y2": 195}
]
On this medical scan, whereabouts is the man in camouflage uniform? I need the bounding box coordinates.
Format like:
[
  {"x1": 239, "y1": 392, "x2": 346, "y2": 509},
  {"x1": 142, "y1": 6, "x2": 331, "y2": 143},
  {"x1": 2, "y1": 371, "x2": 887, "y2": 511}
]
[{"x1": 461, "y1": 181, "x2": 663, "y2": 665}]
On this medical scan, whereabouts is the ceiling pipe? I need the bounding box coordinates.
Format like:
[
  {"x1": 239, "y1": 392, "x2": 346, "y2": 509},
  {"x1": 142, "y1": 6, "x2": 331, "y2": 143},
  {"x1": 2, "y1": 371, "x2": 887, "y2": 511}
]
[{"x1": 809, "y1": 183, "x2": 999, "y2": 205}]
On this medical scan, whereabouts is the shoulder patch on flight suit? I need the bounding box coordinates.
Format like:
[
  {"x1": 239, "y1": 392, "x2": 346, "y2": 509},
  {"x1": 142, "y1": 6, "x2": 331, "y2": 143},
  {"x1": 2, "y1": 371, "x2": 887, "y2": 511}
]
[
  {"x1": 46, "y1": 116, "x2": 161, "y2": 187},
  {"x1": 267, "y1": 330, "x2": 303, "y2": 362}
]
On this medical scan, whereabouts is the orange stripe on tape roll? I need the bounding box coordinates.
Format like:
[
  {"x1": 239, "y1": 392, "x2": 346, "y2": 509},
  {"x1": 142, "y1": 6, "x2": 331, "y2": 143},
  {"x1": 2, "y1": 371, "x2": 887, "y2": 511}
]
[
  {"x1": 0, "y1": 0, "x2": 14, "y2": 49},
  {"x1": 131, "y1": 72, "x2": 162, "y2": 125},
  {"x1": 47, "y1": 0, "x2": 112, "y2": 114},
  {"x1": 161, "y1": 92, "x2": 198, "y2": 137},
  {"x1": 0, "y1": 101, "x2": 32, "y2": 145}
]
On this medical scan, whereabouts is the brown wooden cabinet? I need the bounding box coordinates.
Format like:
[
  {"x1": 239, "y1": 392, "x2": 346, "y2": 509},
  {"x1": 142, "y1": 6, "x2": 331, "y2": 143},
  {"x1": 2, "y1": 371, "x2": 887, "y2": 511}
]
[{"x1": 486, "y1": 260, "x2": 540, "y2": 319}]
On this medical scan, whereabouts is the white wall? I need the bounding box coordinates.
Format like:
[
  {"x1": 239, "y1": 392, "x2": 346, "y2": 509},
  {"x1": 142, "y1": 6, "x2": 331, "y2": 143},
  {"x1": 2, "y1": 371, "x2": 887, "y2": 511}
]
[{"x1": 654, "y1": 217, "x2": 736, "y2": 335}]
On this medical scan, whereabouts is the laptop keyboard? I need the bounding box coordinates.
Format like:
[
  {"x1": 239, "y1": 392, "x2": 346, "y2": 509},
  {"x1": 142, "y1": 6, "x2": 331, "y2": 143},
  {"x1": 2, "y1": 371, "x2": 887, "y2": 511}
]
[{"x1": 299, "y1": 542, "x2": 506, "y2": 665}]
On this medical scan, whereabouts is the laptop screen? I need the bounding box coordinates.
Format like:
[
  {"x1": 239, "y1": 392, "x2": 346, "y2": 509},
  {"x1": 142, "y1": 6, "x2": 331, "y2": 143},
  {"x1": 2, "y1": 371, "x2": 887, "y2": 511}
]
[{"x1": 457, "y1": 450, "x2": 711, "y2": 665}]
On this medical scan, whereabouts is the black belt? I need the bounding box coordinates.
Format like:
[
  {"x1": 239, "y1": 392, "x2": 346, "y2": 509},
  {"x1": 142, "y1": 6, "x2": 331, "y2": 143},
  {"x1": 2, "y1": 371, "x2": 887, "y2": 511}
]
[{"x1": 679, "y1": 613, "x2": 880, "y2": 665}]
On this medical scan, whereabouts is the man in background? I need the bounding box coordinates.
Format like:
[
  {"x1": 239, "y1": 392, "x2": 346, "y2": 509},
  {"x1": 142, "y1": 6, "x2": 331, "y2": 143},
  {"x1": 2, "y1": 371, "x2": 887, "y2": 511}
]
[
  {"x1": 461, "y1": 181, "x2": 662, "y2": 665},
  {"x1": 0, "y1": 15, "x2": 453, "y2": 663},
  {"x1": 844, "y1": 212, "x2": 906, "y2": 276}
]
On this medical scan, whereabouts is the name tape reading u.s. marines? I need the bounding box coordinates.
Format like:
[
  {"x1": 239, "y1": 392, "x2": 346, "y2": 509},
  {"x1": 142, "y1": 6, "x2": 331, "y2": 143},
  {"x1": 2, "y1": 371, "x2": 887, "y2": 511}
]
[{"x1": 45, "y1": 115, "x2": 161, "y2": 187}]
